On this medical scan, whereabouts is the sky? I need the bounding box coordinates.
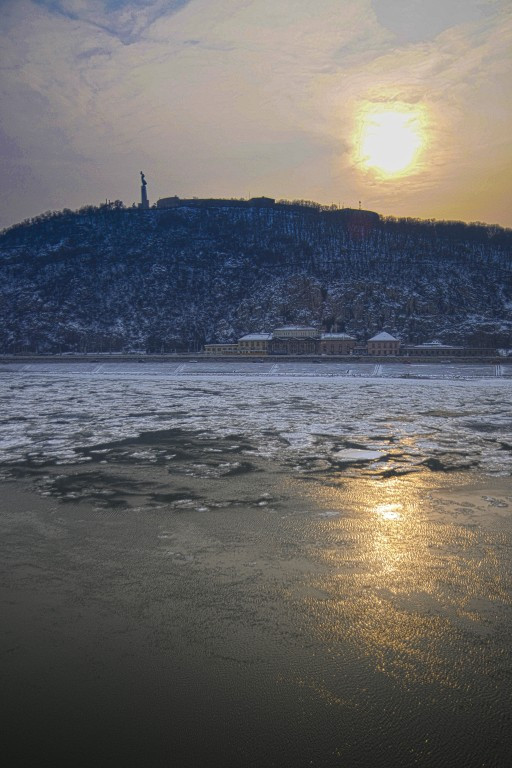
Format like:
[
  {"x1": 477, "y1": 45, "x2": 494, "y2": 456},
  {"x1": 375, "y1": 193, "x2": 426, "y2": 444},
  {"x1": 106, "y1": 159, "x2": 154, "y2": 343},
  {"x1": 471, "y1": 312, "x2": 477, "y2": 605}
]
[{"x1": 0, "y1": 0, "x2": 511, "y2": 228}]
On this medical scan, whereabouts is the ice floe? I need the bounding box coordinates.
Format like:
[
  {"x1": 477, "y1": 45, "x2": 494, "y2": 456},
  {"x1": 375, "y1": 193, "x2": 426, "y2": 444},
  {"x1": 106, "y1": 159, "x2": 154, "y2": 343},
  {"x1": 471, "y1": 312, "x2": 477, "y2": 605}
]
[{"x1": 1, "y1": 363, "x2": 511, "y2": 476}]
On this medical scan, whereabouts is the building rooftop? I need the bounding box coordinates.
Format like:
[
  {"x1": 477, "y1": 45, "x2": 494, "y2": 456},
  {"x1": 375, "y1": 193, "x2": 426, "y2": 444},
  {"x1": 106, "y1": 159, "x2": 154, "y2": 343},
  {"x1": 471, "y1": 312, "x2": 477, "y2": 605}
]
[
  {"x1": 368, "y1": 332, "x2": 399, "y2": 342},
  {"x1": 410, "y1": 342, "x2": 459, "y2": 349},
  {"x1": 239, "y1": 334, "x2": 272, "y2": 341},
  {"x1": 321, "y1": 333, "x2": 355, "y2": 340}
]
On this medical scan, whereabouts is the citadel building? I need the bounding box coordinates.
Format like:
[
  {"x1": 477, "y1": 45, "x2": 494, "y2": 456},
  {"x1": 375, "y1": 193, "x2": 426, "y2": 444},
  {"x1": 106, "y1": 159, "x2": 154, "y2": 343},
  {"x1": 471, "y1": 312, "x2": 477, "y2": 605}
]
[{"x1": 155, "y1": 194, "x2": 380, "y2": 226}]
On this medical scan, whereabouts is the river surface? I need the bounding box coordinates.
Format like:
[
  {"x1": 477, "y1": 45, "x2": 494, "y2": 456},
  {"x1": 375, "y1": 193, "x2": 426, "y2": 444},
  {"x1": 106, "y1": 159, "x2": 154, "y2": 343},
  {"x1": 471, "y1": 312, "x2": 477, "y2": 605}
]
[{"x1": 1, "y1": 363, "x2": 511, "y2": 766}]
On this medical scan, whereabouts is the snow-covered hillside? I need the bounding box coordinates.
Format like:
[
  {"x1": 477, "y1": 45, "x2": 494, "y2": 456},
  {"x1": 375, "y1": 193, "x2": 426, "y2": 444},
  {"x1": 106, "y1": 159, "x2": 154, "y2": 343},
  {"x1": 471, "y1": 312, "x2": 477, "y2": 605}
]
[{"x1": 1, "y1": 201, "x2": 511, "y2": 352}]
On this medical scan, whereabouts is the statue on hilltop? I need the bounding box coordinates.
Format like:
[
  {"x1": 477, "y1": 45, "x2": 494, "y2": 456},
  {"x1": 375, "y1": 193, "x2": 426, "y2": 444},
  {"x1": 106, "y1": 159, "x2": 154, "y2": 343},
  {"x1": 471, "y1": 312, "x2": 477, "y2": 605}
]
[{"x1": 139, "y1": 171, "x2": 149, "y2": 209}]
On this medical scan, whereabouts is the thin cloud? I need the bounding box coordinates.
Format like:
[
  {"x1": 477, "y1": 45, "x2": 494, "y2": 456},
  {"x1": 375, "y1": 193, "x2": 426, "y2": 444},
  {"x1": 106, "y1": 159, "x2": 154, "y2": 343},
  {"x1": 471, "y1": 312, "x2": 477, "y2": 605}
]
[
  {"x1": 371, "y1": 0, "x2": 495, "y2": 44},
  {"x1": 0, "y1": 0, "x2": 510, "y2": 227},
  {"x1": 32, "y1": 0, "x2": 193, "y2": 43}
]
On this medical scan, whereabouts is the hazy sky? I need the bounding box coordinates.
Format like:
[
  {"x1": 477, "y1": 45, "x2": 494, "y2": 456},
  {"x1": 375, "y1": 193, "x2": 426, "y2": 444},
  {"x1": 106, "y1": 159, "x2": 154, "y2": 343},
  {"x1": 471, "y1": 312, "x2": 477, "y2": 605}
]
[{"x1": 1, "y1": 0, "x2": 511, "y2": 228}]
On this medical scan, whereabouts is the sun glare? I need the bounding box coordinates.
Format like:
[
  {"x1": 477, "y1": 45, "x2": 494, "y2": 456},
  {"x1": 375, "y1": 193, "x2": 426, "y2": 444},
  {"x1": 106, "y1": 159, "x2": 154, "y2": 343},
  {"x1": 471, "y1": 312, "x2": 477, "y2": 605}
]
[{"x1": 357, "y1": 105, "x2": 425, "y2": 176}]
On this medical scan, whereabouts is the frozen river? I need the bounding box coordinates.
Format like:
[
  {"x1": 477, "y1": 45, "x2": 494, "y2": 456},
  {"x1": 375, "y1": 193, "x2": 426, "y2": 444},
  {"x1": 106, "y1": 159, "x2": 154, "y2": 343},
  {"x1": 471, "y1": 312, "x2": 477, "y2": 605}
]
[
  {"x1": 1, "y1": 363, "x2": 511, "y2": 766},
  {"x1": 1, "y1": 361, "x2": 512, "y2": 475}
]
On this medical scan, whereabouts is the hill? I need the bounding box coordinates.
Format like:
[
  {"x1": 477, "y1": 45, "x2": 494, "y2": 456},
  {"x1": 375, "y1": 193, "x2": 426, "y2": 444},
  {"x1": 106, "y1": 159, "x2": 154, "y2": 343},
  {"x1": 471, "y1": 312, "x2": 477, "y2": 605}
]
[{"x1": 1, "y1": 200, "x2": 511, "y2": 353}]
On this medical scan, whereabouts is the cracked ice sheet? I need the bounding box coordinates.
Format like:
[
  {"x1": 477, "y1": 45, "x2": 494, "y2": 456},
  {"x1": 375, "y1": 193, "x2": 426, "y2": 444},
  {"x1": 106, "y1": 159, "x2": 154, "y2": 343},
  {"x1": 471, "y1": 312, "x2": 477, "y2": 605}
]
[{"x1": 0, "y1": 366, "x2": 512, "y2": 476}]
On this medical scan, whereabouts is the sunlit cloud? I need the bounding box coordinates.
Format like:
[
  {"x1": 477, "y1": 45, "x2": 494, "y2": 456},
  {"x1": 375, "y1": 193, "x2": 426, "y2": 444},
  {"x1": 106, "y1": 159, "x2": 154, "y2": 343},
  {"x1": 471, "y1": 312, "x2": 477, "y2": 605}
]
[
  {"x1": 355, "y1": 104, "x2": 426, "y2": 176},
  {"x1": 0, "y1": 0, "x2": 511, "y2": 227}
]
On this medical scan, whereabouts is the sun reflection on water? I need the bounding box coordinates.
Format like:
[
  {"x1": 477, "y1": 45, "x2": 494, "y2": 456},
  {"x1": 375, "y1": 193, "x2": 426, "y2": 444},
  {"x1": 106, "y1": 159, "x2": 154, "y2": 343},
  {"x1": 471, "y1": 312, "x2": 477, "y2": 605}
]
[
  {"x1": 297, "y1": 472, "x2": 511, "y2": 690},
  {"x1": 374, "y1": 502, "x2": 402, "y2": 521}
]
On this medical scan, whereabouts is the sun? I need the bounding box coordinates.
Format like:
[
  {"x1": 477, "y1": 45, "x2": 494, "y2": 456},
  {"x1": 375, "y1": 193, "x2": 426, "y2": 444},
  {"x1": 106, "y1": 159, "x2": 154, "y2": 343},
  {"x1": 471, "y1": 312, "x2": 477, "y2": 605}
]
[{"x1": 356, "y1": 105, "x2": 425, "y2": 176}]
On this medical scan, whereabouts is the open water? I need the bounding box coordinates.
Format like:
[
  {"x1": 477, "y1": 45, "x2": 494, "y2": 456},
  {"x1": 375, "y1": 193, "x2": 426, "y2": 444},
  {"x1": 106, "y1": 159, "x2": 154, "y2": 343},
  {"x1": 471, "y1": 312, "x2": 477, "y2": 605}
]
[{"x1": 1, "y1": 362, "x2": 511, "y2": 767}]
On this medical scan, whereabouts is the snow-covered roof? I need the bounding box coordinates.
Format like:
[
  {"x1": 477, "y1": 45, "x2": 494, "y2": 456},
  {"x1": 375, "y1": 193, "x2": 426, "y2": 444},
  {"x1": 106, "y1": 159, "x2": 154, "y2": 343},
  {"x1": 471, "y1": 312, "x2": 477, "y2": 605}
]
[
  {"x1": 321, "y1": 333, "x2": 355, "y2": 340},
  {"x1": 274, "y1": 325, "x2": 318, "y2": 331},
  {"x1": 238, "y1": 334, "x2": 272, "y2": 341},
  {"x1": 411, "y1": 342, "x2": 457, "y2": 349},
  {"x1": 368, "y1": 332, "x2": 399, "y2": 342}
]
